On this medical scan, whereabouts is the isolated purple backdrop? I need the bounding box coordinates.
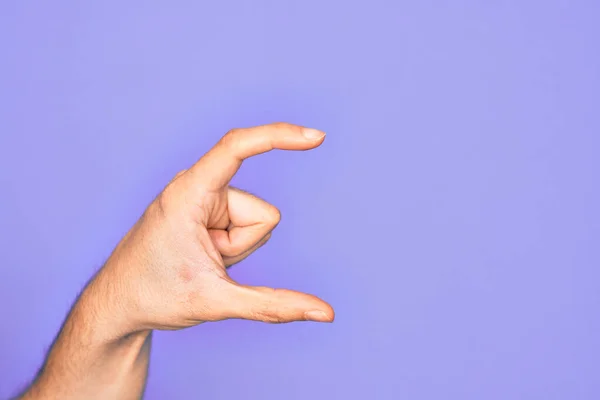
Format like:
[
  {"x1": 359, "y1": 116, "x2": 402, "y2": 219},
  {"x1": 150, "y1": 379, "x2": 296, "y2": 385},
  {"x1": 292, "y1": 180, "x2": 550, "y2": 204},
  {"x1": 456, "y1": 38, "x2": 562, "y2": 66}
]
[{"x1": 1, "y1": 1, "x2": 599, "y2": 399}]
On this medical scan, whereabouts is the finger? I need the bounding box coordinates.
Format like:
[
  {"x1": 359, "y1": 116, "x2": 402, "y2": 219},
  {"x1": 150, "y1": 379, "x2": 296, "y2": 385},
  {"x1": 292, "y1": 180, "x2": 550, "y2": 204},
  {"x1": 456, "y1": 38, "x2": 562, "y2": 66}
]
[
  {"x1": 222, "y1": 233, "x2": 271, "y2": 267},
  {"x1": 190, "y1": 123, "x2": 325, "y2": 190},
  {"x1": 223, "y1": 284, "x2": 335, "y2": 323},
  {"x1": 209, "y1": 187, "x2": 280, "y2": 257}
]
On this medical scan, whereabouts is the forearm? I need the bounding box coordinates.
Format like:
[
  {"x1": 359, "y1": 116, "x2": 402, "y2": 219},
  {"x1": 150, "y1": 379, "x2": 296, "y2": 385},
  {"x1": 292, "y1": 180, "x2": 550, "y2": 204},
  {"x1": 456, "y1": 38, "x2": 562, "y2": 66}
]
[{"x1": 20, "y1": 272, "x2": 152, "y2": 400}]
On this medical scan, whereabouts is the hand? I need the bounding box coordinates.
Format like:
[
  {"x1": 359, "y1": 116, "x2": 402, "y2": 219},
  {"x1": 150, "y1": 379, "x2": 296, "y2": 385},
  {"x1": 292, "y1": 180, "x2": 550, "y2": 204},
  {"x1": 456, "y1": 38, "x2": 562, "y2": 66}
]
[{"x1": 94, "y1": 123, "x2": 334, "y2": 338}]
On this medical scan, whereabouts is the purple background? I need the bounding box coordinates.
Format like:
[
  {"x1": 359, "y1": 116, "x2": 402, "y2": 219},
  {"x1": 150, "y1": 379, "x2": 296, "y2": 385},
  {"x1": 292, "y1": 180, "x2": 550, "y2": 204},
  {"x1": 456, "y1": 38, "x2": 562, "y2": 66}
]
[{"x1": 1, "y1": 1, "x2": 599, "y2": 399}]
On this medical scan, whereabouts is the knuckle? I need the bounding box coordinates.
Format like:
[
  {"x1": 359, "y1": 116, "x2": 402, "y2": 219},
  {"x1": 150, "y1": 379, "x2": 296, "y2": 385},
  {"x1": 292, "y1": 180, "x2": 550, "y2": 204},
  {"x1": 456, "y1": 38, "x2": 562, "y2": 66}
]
[
  {"x1": 221, "y1": 128, "x2": 243, "y2": 150},
  {"x1": 155, "y1": 187, "x2": 178, "y2": 216},
  {"x1": 257, "y1": 312, "x2": 285, "y2": 324},
  {"x1": 155, "y1": 193, "x2": 170, "y2": 217},
  {"x1": 254, "y1": 288, "x2": 288, "y2": 323},
  {"x1": 270, "y1": 122, "x2": 288, "y2": 129},
  {"x1": 270, "y1": 121, "x2": 292, "y2": 130},
  {"x1": 271, "y1": 122, "x2": 302, "y2": 134},
  {"x1": 174, "y1": 169, "x2": 187, "y2": 179},
  {"x1": 269, "y1": 316, "x2": 287, "y2": 324},
  {"x1": 166, "y1": 169, "x2": 188, "y2": 186}
]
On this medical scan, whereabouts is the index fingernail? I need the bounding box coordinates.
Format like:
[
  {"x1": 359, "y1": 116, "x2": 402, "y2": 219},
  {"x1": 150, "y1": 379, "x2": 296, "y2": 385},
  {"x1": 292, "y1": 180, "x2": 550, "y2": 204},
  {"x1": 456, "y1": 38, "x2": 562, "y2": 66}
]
[{"x1": 303, "y1": 128, "x2": 325, "y2": 140}]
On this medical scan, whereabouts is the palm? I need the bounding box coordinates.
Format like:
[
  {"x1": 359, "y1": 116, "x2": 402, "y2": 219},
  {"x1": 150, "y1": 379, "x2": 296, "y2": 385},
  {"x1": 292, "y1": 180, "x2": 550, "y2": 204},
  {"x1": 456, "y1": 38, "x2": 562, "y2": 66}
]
[{"x1": 122, "y1": 123, "x2": 334, "y2": 330}]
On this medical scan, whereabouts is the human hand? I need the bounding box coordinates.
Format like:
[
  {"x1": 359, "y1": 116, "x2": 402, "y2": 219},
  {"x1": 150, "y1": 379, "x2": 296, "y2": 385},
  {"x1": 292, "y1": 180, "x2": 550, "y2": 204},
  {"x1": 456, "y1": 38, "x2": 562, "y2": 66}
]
[{"x1": 94, "y1": 123, "x2": 334, "y2": 338}]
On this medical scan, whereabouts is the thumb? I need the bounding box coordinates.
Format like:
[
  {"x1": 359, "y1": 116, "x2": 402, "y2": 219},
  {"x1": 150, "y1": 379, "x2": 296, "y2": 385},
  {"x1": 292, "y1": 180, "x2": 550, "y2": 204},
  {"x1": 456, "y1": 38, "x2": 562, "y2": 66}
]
[{"x1": 224, "y1": 284, "x2": 335, "y2": 323}]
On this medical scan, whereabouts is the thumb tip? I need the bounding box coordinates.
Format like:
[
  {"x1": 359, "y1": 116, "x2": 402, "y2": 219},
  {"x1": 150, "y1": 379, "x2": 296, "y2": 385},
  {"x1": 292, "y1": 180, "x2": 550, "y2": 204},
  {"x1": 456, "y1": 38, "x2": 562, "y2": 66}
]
[{"x1": 304, "y1": 309, "x2": 335, "y2": 323}]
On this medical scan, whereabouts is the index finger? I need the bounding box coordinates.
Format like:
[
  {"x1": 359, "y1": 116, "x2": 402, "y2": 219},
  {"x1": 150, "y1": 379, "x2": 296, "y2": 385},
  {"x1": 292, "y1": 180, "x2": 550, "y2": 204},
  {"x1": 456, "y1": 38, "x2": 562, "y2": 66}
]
[{"x1": 189, "y1": 123, "x2": 326, "y2": 190}]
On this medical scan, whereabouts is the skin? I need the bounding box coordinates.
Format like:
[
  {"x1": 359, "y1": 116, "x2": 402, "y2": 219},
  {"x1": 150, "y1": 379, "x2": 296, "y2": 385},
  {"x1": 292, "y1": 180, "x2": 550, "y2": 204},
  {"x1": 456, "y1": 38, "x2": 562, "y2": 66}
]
[{"x1": 17, "y1": 123, "x2": 334, "y2": 400}]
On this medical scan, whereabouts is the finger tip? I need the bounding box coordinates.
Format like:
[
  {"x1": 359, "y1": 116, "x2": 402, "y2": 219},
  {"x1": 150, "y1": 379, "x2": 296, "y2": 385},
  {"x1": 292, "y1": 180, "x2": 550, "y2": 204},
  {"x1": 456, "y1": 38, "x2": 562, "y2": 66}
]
[
  {"x1": 302, "y1": 128, "x2": 326, "y2": 143},
  {"x1": 326, "y1": 306, "x2": 335, "y2": 323},
  {"x1": 304, "y1": 310, "x2": 331, "y2": 323},
  {"x1": 319, "y1": 298, "x2": 335, "y2": 322},
  {"x1": 304, "y1": 303, "x2": 335, "y2": 323}
]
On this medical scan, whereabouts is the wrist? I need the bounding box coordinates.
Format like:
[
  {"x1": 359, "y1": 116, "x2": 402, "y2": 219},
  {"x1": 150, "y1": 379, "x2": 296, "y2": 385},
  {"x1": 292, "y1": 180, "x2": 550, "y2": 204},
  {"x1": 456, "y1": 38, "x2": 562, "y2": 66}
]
[
  {"x1": 80, "y1": 265, "x2": 143, "y2": 343},
  {"x1": 24, "y1": 274, "x2": 152, "y2": 400}
]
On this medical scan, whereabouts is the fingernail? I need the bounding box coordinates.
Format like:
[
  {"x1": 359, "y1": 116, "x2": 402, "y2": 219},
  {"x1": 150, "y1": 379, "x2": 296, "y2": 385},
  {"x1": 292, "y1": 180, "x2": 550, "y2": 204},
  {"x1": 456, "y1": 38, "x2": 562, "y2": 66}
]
[
  {"x1": 303, "y1": 128, "x2": 325, "y2": 140},
  {"x1": 304, "y1": 310, "x2": 331, "y2": 322}
]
